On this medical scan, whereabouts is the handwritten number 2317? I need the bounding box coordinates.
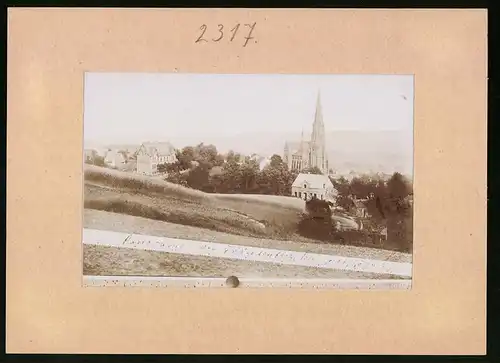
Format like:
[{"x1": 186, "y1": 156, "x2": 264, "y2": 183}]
[{"x1": 196, "y1": 22, "x2": 257, "y2": 47}]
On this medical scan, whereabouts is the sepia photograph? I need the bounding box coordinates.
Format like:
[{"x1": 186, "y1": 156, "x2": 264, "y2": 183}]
[{"x1": 82, "y1": 73, "x2": 414, "y2": 288}]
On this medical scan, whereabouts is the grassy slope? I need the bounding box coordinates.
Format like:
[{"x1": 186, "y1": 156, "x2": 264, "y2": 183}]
[
  {"x1": 84, "y1": 164, "x2": 308, "y2": 242},
  {"x1": 84, "y1": 165, "x2": 360, "y2": 241}
]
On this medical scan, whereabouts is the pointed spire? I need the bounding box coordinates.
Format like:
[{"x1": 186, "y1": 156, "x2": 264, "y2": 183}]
[{"x1": 314, "y1": 89, "x2": 323, "y2": 126}]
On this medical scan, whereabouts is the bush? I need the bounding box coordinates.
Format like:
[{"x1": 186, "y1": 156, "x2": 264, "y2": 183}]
[
  {"x1": 297, "y1": 215, "x2": 335, "y2": 242},
  {"x1": 305, "y1": 198, "x2": 332, "y2": 219},
  {"x1": 298, "y1": 198, "x2": 336, "y2": 241}
]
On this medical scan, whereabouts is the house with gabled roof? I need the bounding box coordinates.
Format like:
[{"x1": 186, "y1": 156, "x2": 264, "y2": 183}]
[
  {"x1": 104, "y1": 149, "x2": 127, "y2": 169},
  {"x1": 136, "y1": 141, "x2": 177, "y2": 176},
  {"x1": 291, "y1": 173, "x2": 338, "y2": 203}
]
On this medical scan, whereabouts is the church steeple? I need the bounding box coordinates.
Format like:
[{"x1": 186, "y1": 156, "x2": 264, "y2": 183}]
[
  {"x1": 310, "y1": 90, "x2": 328, "y2": 174},
  {"x1": 314, "y1": 91, "x2": 324, "y2": 127},
  {"x1": 284, "y1": 90, "x2": 329, "y2": 175},
  {"x1": 311, "y1": 90, "x2": 324, "y2": 143}
]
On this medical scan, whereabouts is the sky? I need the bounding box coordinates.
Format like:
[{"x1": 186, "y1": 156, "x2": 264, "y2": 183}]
[{"x1": 83, "y1": 73, "x2": 414, "y2": 149}]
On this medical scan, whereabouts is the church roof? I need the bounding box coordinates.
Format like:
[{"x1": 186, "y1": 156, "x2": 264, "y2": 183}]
[
  {"x1": 292, "y1": 173, "x2": 334, "y2": 190},
  {"x1": 139, "y1": 142, "x2": 176, "y2": 156}
]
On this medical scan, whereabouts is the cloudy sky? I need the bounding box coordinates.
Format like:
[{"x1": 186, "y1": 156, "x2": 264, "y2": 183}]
[{"x1": 84, "y1": 73, "x2": 414, "y2": 149}]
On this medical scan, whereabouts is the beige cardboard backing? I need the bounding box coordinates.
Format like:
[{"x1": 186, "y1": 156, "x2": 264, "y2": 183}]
[{"x1": 6, "y1": 8, "x2": 487, "y2": 354}]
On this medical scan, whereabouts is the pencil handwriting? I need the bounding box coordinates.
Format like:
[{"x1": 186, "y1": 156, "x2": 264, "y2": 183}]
[{"x1": 195, "y1": 22, "x2": 257, "y2": 47}]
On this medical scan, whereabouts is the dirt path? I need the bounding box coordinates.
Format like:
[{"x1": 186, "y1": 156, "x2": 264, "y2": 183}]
[{"x1": 83, "y1": 209, "x2": 412, "y2": 263}]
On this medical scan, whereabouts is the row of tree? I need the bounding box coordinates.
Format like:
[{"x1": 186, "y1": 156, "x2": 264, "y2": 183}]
[
  {"x1": 298, "y1": 202, "x2": 412, "y2": 252},
  {"x1": 161, "y1": 143, "x2": 413, "y2": 252},
  {"x1": 331, "y1": 173, "x2": 413, "y2": 251},
  {"x1": 160, "y1": 143, "x2": 300, "y2": 195}
]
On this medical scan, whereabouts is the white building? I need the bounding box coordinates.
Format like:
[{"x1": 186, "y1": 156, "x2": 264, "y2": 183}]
[
  {"x1": 136, "y1": 142, "x2": 177, "y2": 176},
  {"x1": 104, "y1": 150, "x2": 126, "y2": 169},
  {"x1": 291, "y1": 173, "x2": 337, "y2": 202}
]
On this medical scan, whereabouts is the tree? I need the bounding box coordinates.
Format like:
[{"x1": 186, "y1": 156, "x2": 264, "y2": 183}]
[
  {"x1": 331, "y1": 176, "x2": 354, "y2": 211},
  {"x1": 269, "y1": 154, "x2": 284, "y2": 168},
  {"x1": 208, "y1": 172, "x2": 227, "y2": 193},
  {"x1": 221, "y1": 156, "x2": 242, "y2": 193},
  {"x1": 186, "y1": 163, "x2": 210, "y2": 190},
  {"x1": 298, "y1": 197, "x2": 335, "y2": 241},
  {"x1": 387, "y1": 172, "x2": 410, "y2": 200},
  {"x1": 365, "y1": 180, "x2": 389, "y2": 221},
  {"x1": 259, "y1": 154, "x2": 293, "y2": 195},
  {"x1": 194, "y1": 143, "x2": 224, "y2": 167},
  {"x1": 226, "y1": 150, "x2": 243, "y2": 164},
  {"x1": 239, "y1": 158, "x2": 260, "y2": 193},
  {"x1": 361, "y1": 172, "x2": 412, "y2": 251},
  {"x1": 93, "y1": 155, "x2": 106, "y2": 167},
  {"x1": 349, "y1": 176, "x2": 378, "y2": 199},
  {"x1": 177, "y1": 147, "x2": 196, "y2": 170}
]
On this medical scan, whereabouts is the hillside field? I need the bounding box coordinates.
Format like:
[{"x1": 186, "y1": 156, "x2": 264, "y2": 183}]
[
  {"x1": 82, "y1": 165, "x2": 411, "y2": 277},
  {"x1": 84, "y1": 165, "x2": 360, "y2": 239},
  {"x1": 84, "y1": 165, "x2": 311, "y2": 241}
]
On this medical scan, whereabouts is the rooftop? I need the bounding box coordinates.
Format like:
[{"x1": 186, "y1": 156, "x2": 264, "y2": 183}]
[
  {"x1": 292, "y1": 173, "x2": 334, "y2": 189},
  {"x1": 140, "y1": 141, "x2": 176, "y2": 156}
]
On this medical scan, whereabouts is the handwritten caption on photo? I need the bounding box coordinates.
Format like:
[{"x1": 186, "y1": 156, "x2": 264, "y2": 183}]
[{"x1": 195, "y1": 22, "x2": 257, "y2": 47}]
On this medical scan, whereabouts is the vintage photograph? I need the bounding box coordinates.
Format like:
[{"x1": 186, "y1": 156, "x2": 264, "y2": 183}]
[{"x1": 82, "y1": 73, "x2": 414, "y2": 288}]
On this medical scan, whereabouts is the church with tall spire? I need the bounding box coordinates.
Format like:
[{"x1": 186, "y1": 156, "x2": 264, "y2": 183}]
[{"x1": 283, "y1": 91, "x2": 329, "y2": 174}]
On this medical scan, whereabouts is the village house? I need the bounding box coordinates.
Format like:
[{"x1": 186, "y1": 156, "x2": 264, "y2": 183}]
[
  {"x1": 83, "y1": 149, "x2": 98, "y2": 163},
  {"x1": 136, "y1": 142, "x2": 177, "y2": 176},
  {"x1": 291, "y1": 173, "x2": 338, "y2": 202},
  {"x1": 353, "y1": 199, "x2": 370, "y2": 218},
  {"x1": 104, "y1": 149, "x2": 127, "y2": 169}
]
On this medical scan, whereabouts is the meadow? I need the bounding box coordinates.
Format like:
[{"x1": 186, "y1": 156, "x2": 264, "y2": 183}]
[
  {"x1": 82, "y1": 166, "x2": 412, "y2": 277},
  {"x1": 85, "y1": 165, "x2": 310, "y2": 241},
  {"x1": 84, "y1": 165, "x2": 359, "y2": 241}
]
